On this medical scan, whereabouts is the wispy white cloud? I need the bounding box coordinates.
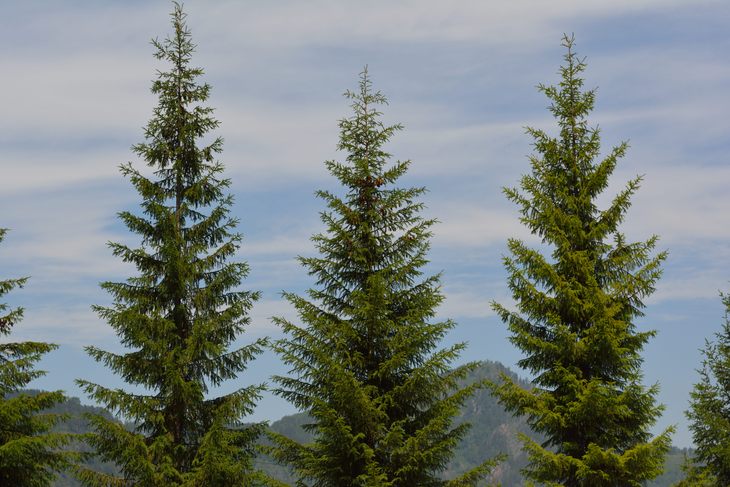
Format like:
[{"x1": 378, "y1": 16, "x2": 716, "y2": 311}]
[
  {"x1": 0, "y1": 184, "x2": 130, "y2": 277},
  {"x1": 618, "y1": 165, "x2": 730, "y2": 245},
  {"x1": 652, "y1": 270, "x2": 730, "y2": 304},
  {"x1": 0, "y1": 53, "x2": 155, "y2": 138},
  {"x1": 438, "y1": 289, "x2": 501, "y2": 320},
  {"x1": 248, "y1": 297, "x2": 295, "y2": 336},
  {"x1": 432, "y1": 205, "x2": 537, "y2": 248},
  {"x1": 187, "y1": 0, "x2": 709, "y2": 48},
  {"x1": 0, "y1": 149, "x2": 127, "y2": 194},
  {"x1": 11, "y1": 303, "x2": 111, "y2": 346},
  {"x1": 3, "y1": 0, "x2": 721, "y2": 187},
  {"x1": 245, "y1": 233, "x2": 314, "y2": 258}
]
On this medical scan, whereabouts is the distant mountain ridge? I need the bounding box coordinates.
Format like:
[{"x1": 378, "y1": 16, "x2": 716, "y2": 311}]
[
  {"x1": 257, "y1": 360, "x2": 689, "y2": 486},
  {"x1": 255, "y1": 360, "x2": 534, "y2": 485},
  {"x1": 14, "y1": 361, "x2": 687, "y2": 485}
]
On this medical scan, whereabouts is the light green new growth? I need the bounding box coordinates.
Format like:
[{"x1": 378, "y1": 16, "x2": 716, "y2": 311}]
[{"x1": 489, "y1": 35, "x2": 673, "y2": 487}]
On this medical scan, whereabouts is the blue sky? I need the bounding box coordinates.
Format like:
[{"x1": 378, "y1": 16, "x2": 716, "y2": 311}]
[{"x1": 1, "y1": 0, "x2": 729, "y2": 448}]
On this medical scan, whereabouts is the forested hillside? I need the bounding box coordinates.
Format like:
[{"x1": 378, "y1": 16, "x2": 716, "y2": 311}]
[
  {"x1": 25, "y1": 361, "x2": 687, "y2": 487},
  {"x1": 256, "y1": 360, "x2": 534, "y2": 485},
  {"x1": 24, "y1": 361, "x2": 688, "y2": 486},
  {"x1": 257, "y1": 361, "x2": 690, "y2": 486}
]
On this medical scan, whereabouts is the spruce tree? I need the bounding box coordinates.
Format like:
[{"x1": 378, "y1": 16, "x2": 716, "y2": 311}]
[
  {"x1": 684, "y1": 292, "x2": 730, "y2": 485},
  {"x1": 268, "y1": 68, "x2": 498, "y2": 486},
  {"x1": 489, "y1": 35, "x2": 673, "y2": 486},
  {"x1": 75, "y1": 4, "x2": 269, "y2": 485},
  {"x1": 0, "y1": 228, "x2": 75, "y2": 486}
]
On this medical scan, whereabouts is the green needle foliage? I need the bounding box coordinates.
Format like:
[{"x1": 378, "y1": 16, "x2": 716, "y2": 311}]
[
  {"x1": 489, "y1": 35, "x2": 673, "y2": 487},
  {"x1": 684, "y1": 292, "x2": 730, "y2": 485},
  {"x1": 0, "y1": 228, "x2": 76, "y2": 486},
  {"x1": 268, "y1": 68, "x2": 499, "y2": 486},
  {"x1": 75, "y1": 4, "x2": 270, "y2": 486}
]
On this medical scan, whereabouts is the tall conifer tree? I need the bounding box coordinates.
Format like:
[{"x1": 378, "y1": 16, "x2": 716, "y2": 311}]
[
  {"x1": 268, "y1": 69, "x2": 498, "y2": 486},
  {"x1": 75, "y1": 4, "x2": 269, "y2": 485},
  {"x1": 684, "y1": 292, "x2": 730, "y2": 485},
  {"x1": 0, "y1": 228, "x2": 75, "y2": 486},
  {"x1": 489, "y1": 36, "x2": 673, "y2": 486}
]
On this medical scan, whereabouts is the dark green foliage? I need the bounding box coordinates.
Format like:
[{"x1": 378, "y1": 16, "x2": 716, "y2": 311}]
[
  {"x1": 489, "y1": 35, "x2": 672, "y2": 486},
  {"x1": 75, "y1": 4, "x2": 269, "y2": 485},
  {"x1": 684, "y1": 292, "x2": 730, "y2": 485},
  {"x1": 268, "y1": 69, "x2": 498, "y2": 486},
  {"x1": 0, "y1": 229, "x2": 75, "y2": 486}
]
